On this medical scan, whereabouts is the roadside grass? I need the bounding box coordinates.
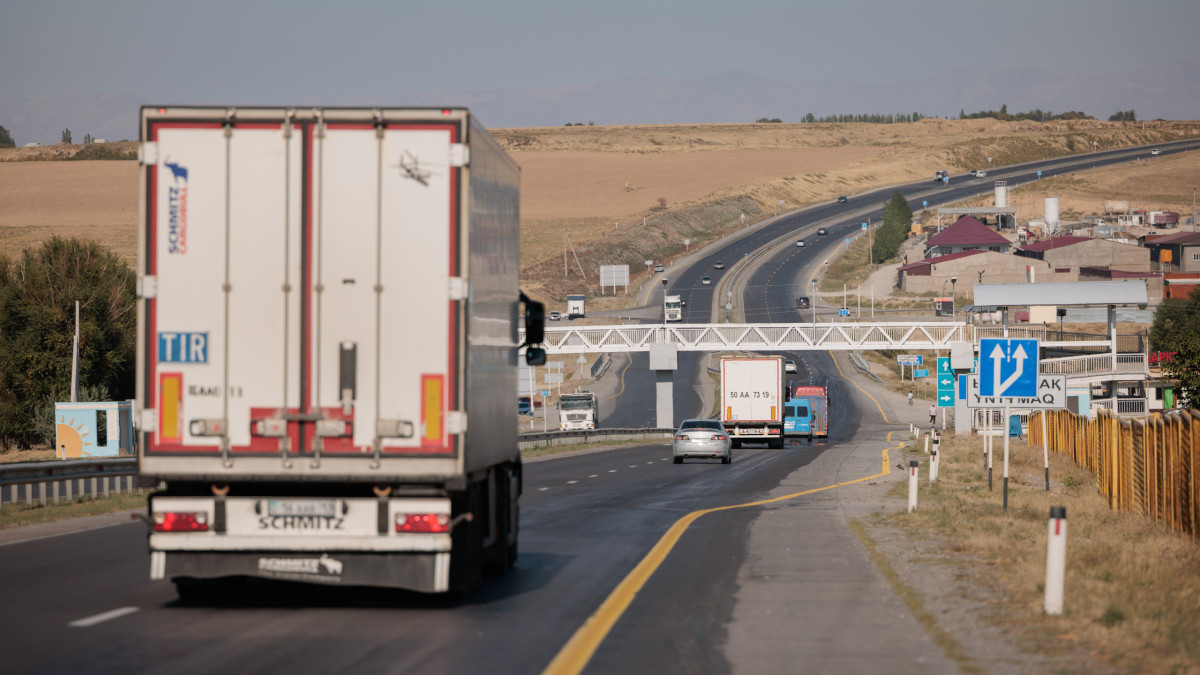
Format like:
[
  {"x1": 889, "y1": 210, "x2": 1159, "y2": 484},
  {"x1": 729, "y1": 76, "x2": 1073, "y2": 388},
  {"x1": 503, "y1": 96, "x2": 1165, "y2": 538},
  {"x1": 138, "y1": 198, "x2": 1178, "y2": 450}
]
[
  {"x1": 0, "y1": 492, "x2": 146, "y2": 530},
  {"x1": 0, "y1": 448, "x2": 57, "y2": 463},
  {"x1": 879, "y1": 434, "x2": 1200, "y2": 672}
]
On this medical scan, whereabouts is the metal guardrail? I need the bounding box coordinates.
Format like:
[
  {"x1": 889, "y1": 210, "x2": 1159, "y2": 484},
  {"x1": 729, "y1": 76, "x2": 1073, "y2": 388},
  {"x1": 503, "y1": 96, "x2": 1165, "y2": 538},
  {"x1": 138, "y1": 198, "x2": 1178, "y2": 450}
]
[
  {"x1": 519, "y1": 428, "x2": 674, "y2": 451},
  {"x1": 0, "y1": 430, "x2": 673, "y2": 504},
  {"x1": 0, "y1": 457, "x2": 140, "y2": 506}
]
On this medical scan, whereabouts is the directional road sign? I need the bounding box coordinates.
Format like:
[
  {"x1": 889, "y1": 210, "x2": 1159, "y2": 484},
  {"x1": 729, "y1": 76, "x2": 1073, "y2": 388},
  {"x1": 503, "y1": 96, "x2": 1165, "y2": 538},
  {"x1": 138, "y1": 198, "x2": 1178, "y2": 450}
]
[
  {"x1": 936, "y1": 357, "x2": 954, "y2": 408},
  {"x1": 914, "y1": 369, "x2": 930, "y2": 378},
  {"x1": 897, "y1": 354, "x2": 923, "y2": 366},
  {"x1": 978, "y1": 338, "x2": 1039, "y2": 398},
  {"x1": 964, "y1": 374, "x2": 1066, "y2": 409},
  {"x1": 837, "y1": 308, "x2": 850, "y2": 317}
]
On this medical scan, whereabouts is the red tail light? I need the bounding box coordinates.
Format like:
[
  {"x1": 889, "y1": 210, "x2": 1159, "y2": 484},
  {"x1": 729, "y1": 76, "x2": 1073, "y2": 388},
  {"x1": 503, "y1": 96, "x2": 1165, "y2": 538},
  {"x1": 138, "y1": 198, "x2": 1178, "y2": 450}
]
[
  {"x1": 153, "y1": 512, "x2": 208, "y2": 532},
  {"x1": 396, "y1": 513, "x2": 450, "y2": 533},
  {"x1": 675, "y1": 434, "x2": 687, "y2": 440},
  {"x1": 713, "y1": 435, "x2": 726, "y2": 441}
]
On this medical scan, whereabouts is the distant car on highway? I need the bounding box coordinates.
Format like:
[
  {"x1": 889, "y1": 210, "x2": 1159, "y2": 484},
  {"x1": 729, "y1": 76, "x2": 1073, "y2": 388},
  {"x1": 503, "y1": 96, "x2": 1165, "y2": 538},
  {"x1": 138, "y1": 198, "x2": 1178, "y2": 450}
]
[
  {"x1": 654, "y1": 264, "x2": 664, "y2": 272},
  {"x1": 796, "y1": 296, "x2": 810, "y2": 309},
  {"x1": 1151, "y1": 148, "x2": 1161, "y2": 155},
  {"x1": 795, "y1": 239, "x2": 805, "y2": 247},
  {"x1": 701, "y1": 275, "x2": 712, "y2": 285},
  {"x1": 518, "y1": 399, "x2": 533, "y2": 416},
  {"x1": 837, "y1": 195, "x2": 847, "y2": 204},
  {"x1": 785, "y1": 359, "x2": 797, "y2": 373},
  {"x1": 817, "y1": 228, "x2": 828, "y2": 235},
  {"x1": 672, "y1": 419, "x2": 731, "y2": 464},
  {"x1": 713, "y1": 261, "x2": 725, "y2": 269},
  {"x1": 548, "y1": 310, "x2": 561, "y2": 321},
  {"x1": 934, "y1": 170, "x2": 947, "y2": 182}
]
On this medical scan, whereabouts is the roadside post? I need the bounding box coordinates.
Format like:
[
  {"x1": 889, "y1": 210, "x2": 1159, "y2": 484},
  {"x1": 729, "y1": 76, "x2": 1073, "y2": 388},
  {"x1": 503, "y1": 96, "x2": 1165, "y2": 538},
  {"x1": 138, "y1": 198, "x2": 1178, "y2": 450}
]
[
  {"x1": 1044, "y1": 506, "x2": 1067, "y2": 615},
  {"x1": 1003, "y1": 400, "x2": 1010, "y2": 511},
  {"x1": 908, "y1": 460, "x2": 919, "y2": 513},
  {"x1": 930, "y1": 445, "x2": 939, "y2": 484},
  {"x1": 1041, "y1": 411, "x2": 1050, "y2": 491}
]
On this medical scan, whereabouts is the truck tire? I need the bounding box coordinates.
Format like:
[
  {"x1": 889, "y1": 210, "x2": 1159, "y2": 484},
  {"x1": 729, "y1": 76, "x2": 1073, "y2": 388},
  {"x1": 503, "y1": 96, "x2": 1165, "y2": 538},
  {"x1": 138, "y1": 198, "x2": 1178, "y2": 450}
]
[
  {"x1": 731, "y1": 439, "x2": 742, "y2": 449},
  {"x1": 769, "y1": 437, "x2": 784, "y2": 450},
  {"x1": 450, "y1": 483, "x2": 485, "y2": 594}
]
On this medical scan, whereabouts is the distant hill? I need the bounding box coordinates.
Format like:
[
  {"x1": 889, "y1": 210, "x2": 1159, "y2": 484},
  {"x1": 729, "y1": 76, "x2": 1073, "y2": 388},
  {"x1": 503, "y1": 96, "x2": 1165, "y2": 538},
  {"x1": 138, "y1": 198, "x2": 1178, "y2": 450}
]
[{"x1": 2, "y1": 59, "x2": 1197, "y2": 144}]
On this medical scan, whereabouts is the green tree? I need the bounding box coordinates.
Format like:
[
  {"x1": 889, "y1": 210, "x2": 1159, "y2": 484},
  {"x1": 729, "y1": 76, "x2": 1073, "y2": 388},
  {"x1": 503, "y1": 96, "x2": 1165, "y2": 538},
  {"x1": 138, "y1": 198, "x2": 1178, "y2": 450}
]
[
  {"x1": 0, "y1": 125, "x2": 14, "y2": 148},
  {"x1": 0, "y1": 237, "x2": 136, "y2": 450},
  {"x1": 1149, "y1": 287, "x2": 1200, "y2": 407},
  {"x1": 871, "y1": 192, "x2": 913, "y2": 263},
  {"x1": 61, "y1": 128, "x2": 72, "y2": 144}
]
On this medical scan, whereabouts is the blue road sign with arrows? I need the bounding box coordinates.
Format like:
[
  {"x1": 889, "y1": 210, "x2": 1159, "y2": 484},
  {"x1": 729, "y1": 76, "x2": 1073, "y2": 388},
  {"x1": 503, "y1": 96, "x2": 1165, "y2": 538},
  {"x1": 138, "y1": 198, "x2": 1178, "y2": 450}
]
[
  {"x1": 978, "y1": 338, "x2": 1039, "y2": 398},
  {"x1": 936, "y1": 357, "x2": 954, "y2": 407}
]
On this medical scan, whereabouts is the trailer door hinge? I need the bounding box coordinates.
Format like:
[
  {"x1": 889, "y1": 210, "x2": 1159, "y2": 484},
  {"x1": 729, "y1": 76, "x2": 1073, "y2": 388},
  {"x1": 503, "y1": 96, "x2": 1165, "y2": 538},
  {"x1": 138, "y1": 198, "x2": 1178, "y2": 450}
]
[
  {"x1": 448, "y1": 277, "x2": 469, "y2": 301},
  {"x1": 139, "y1": 142, "x2": 158, "y2": 165},
  {"x1": 449, "y1": 143, "x2": 469, "y2": 167},
  {"x1": 137, "y1": 276, "x2": 158, "y2": 299},
  {"x1": 446, "y1": 411, "x2": 467, "y2": 435}
]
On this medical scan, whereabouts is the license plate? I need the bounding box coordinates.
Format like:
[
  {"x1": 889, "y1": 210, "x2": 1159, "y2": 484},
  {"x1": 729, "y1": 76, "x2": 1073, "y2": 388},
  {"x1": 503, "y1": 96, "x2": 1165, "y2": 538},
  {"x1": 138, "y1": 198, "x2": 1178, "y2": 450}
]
[{"x1": 268, "y1": 499, "x2": 337, "y2": 517}]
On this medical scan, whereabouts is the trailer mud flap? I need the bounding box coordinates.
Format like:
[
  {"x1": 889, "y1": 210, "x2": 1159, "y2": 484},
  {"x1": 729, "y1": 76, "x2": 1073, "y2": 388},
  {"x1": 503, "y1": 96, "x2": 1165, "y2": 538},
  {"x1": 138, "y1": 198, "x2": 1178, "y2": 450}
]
[{"x1": 163, "y1": 550, "x2": 450, "y2": 592}]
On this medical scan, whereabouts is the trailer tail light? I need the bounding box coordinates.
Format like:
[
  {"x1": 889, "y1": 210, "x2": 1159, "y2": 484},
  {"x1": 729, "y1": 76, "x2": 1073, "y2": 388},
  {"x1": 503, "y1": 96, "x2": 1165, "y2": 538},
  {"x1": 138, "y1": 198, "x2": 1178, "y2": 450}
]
[
  {"x1": 396, "y1": 513, "x2": 450, "y2": 533},
  {"x1": 154, "y1": 511, "x2": 208, "y2": 532}
]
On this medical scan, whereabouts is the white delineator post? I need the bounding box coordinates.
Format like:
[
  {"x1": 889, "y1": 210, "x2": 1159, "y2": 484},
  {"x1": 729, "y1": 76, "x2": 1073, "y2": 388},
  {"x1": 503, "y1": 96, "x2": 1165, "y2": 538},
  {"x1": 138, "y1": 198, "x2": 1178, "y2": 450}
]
[
  {"x1": 930, "y1": 445, "x2": 939, "y2": 484},
  {"x1": 908, "y1": 460, "x2": 919, "y2": 512},
  {"x1": 924, "y1": 435, "x2": 929, "y2": 454},
  {"x1": 1041, "y1": 411, "x2": 1051, "y2": 491},
  {"x1": 1044, "y1": 506, "x2": 1067, "y2": 615}
]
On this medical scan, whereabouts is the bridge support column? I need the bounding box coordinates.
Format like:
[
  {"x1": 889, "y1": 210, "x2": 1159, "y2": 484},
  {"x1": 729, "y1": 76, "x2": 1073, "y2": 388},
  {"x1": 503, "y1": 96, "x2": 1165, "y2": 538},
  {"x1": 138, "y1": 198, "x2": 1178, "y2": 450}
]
[{"x1": 650, "y1": 343, "x2": 678, "y2": 429}]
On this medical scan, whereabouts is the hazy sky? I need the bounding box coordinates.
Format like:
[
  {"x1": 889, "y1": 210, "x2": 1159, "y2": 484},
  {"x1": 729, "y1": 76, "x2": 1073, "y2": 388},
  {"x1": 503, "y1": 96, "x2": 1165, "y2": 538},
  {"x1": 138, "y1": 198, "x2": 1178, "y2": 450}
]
[{"x1": 4, "y1": 0, "x2": 1197, "y2": 103}]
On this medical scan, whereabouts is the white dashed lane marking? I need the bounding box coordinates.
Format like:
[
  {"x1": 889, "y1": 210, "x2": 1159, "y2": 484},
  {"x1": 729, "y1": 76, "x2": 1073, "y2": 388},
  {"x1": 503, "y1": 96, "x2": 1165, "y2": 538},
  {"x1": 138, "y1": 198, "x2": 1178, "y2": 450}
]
[
  {"x1": 567, "y1": 480, "x2": 579, "y2": 484},
  {"x1": 588, "y1": 475, "x2": 598, "y2": 478},
  {"x1": 609, "y1": 470, "x2": 618, "y2": 473},
  {"x1": 539, "y1": 487, "x2": 550, "y2": 491},
  {"x1": 69, "y1": 607, "x2": 139, "y2": 627}
]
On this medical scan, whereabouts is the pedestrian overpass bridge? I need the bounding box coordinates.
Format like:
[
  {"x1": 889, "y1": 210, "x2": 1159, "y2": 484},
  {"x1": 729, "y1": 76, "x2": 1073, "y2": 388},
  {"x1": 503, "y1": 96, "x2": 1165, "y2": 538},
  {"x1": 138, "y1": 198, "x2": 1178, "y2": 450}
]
[{"x1": 522, "y1": 321, "x2": 1150, "y2": 428}]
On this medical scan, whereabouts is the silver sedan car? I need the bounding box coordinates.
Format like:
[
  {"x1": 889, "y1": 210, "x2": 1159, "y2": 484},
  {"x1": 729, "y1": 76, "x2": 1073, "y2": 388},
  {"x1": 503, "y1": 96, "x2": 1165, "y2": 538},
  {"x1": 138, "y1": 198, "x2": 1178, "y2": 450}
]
[{"x1": 672, "y1": 419, "x2": 732, "y2": 464}]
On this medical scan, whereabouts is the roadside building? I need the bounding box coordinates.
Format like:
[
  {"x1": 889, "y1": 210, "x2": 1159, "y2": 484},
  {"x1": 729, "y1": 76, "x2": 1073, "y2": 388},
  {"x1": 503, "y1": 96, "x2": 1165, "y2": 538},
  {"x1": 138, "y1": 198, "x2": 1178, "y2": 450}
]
[
  {"x1": 1017, "y1": 236, "x2": 1150, "y2": 278},
  {"x1": 923, "y1": 216, "x2": 1012, "y2": 258},
  {"x1": 1141, "y1": 231, "x2": 1200, "y2": 273},
  {"x1": 897, "y1": 250, "x2": 1051, "y2": 296}
]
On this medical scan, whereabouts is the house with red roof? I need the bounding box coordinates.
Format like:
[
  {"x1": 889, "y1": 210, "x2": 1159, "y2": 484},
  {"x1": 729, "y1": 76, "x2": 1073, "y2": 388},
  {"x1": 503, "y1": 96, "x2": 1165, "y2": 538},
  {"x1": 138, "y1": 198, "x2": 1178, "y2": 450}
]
[
  {"x1": 897, "y1": 249, "x2": 1052, "y2": 296},
  {"x1": 1141, "y1": 231, "x2": 1200, "y2": 272},
  {"x1": 923, "y1": 216, "x2": 1013, "y2": 258},
  {"x1": 1016, "y1": 235, "x2": 1149, "y2": 276}
]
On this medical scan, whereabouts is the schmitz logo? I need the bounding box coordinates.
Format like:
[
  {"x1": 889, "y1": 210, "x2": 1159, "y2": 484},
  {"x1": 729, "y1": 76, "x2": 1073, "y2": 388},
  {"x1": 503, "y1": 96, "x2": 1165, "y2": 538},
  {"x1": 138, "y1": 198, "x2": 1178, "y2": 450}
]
[
  {"x1": 257, "y1": 554, "x2": 344, "y2": 579},
  {"x1": 165, "y1": 159, "x2": 188, "y2": 254}
]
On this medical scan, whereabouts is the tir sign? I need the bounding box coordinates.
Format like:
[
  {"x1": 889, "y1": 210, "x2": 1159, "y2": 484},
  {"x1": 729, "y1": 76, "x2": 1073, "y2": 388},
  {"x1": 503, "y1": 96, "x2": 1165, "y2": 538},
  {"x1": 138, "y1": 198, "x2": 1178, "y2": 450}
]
[{"x1": 158, "y1": 332, "x2": 209, "y2": 364}]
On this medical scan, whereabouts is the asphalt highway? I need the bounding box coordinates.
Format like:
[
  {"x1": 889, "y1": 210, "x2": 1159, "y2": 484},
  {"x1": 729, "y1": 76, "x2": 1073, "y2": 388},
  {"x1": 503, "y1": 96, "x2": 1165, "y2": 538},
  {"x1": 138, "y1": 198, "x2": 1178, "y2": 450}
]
[{"x1": 3, "y1": 141, "x2": 1196, "y2": 674}]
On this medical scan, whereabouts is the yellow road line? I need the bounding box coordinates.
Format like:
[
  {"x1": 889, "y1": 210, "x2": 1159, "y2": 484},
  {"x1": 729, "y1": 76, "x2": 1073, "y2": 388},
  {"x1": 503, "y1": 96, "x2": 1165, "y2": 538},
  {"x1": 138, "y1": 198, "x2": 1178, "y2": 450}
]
[
  {"x1": 601, "y1": 354, "x2": 634, "y2": 403},
  {"x1": 828, "y1": 352, "x2": 890, "y2": 424},
  {"x1": 542, "y1": 433, "x2": 901, "y2": 675}
]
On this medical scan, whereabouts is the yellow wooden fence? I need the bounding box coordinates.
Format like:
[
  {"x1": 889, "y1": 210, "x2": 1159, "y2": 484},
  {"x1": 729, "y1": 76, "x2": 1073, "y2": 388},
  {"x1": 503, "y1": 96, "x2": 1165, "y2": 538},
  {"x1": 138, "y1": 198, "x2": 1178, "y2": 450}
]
[{"x1": 1029, "y1": 409, "x2": 1199, "y2": 538}]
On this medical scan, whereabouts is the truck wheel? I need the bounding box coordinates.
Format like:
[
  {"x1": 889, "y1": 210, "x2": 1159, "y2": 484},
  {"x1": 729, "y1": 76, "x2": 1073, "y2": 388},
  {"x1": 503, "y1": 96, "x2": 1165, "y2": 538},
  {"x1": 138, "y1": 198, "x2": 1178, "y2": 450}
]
[
  {"x1": 731, "y1": 439, "x2": 741, "y2": 449},
  {"x1": 769, "y1": 437, "x2": 784, "y2": 450}
]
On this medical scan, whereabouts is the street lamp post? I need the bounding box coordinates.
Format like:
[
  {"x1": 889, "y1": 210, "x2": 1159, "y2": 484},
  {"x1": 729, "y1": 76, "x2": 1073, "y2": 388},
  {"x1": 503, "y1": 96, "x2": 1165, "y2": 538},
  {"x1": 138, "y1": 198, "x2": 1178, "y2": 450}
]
[
  {"x1": 950, "y1": 277, "x2": 957, "y2": 317},
  {"x1": 811, "y1": 280, "x2": 817, "y2": 323},
  {"x1": 726, "y1": 290, "x2": 733, "y2": 324}
]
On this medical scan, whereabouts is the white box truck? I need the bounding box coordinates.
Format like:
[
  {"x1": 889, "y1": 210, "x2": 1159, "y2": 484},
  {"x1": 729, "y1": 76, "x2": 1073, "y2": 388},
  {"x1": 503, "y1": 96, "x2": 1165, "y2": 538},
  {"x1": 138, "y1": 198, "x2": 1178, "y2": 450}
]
[
  {"x1": 135, "y1": 106, "x2": 545, "y2": 597},
  {"x1": 720, "y1": 356, "x2": 786, "y2": 449},
  {"x1": 566, "y1": 295, "x2": 586, "y2": 319}
]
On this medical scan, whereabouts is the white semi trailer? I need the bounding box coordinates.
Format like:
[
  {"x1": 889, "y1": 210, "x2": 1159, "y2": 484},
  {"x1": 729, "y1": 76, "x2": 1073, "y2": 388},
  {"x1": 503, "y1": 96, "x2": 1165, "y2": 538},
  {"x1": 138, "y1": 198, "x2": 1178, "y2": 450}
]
[{"x1": 135, "y1": 106, "x2": 545, "y2": 596}]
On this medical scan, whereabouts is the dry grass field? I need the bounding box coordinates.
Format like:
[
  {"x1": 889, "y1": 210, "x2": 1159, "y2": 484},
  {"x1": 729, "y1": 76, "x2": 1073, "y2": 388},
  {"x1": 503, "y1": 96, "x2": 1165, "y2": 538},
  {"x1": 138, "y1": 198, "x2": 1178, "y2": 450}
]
[{"x1": 1, "y1": 120, "x2": 1197, "y2": 302}]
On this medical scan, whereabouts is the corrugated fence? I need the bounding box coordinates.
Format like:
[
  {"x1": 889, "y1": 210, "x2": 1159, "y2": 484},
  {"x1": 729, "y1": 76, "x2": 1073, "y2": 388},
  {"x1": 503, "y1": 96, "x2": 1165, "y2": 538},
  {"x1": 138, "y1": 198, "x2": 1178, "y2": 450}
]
[{"x1": 1030, "y1": 409, "x2": 1199, "y2": 537}]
